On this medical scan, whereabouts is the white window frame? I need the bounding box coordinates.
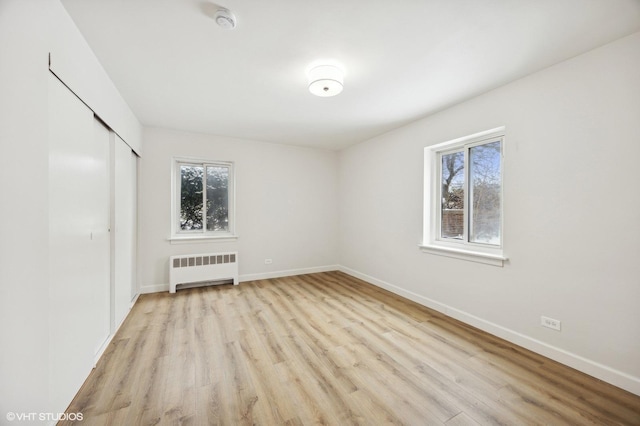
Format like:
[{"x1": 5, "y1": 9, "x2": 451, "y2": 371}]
[
  {"x1": 170, "y1": 157, "x2": 237, "y2": 243},
  {"x1": 421, "y1": 127, "x2": 507, "y2": 266}
]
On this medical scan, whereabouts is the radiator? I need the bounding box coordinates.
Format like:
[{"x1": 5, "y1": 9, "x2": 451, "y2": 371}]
[{"x1": 169, "y1": 252, "x2": 238, "y2": 293}]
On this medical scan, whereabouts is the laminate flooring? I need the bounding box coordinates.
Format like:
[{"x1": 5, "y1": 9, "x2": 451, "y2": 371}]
[{"x1": 62, "y1": 271, "x2": 640, "y2": 425}]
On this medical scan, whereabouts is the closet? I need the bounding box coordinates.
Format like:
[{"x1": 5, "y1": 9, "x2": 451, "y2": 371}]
[{"x1": 48, "y1": 75, "x2": 137, "y2": 411}]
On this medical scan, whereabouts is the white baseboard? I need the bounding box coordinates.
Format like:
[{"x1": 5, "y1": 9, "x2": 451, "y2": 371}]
[
  {"x1": 338, "y1": 265, "x2": 640, "y2": 397},
  {"x1": 130, "y1": 292, "x2": 140, "y2": 307},
  {"x1": 140, "y1": 283, "x2": 169, "y2": 294},
  {"x1": 93, "y1": 301, "x2": 133, "y2": 365},
  {"x1": 94, "y1": 334, "x2": 114, "y2": 367},
  {"x1": 239, "y1": 264, "x2": 339, "y2": 282},
  {"x1": 140, "y1": 264, "x2": 340, "y2": 294}
]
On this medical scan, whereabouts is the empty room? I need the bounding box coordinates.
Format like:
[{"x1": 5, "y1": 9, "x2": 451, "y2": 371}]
[{"x1": 1, "y1": 0, "x2": 640, "y2": 424}]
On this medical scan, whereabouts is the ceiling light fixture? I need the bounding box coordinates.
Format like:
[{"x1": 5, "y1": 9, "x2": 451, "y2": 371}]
[
  {"x1": 308, "y1": 64, "x2": 344, "y2": 97},
  {"x1": 215, "y1": 8, "x2": 236, "y2": 29}
]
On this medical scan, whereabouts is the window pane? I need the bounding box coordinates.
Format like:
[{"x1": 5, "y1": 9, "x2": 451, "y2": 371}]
[
  {"x1": 469, "y1": 141, "x2": 501, "y2": 245},
  {"x1": 441, "y1": 151, "x2": 465, "y2": 240},
  {"x1": 180, "y1": 165, "x2": 203, "y2": 230},
  {"x1": 206, "y1": 166, "x2": 229, "y2": 232}
]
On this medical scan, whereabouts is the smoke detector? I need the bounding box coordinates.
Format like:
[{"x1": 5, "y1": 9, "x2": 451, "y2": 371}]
[{"x1": 215, "y1": 8, "x2": 236, "y2": 29}]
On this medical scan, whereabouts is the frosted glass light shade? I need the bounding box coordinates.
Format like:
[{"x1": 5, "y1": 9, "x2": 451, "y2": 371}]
[{"x1": 308, "y1": 65, "x2": 344, "y2": 97}]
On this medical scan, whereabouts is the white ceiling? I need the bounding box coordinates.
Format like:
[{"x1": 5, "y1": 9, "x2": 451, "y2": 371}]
[{"x1": 61, "y1": 0, "x2": 640, "y2": 150}]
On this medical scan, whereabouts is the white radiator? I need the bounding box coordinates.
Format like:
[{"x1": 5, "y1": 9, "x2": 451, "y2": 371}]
[{"x1": 169, "y1": 252, "x2": 238, "y2": 293}]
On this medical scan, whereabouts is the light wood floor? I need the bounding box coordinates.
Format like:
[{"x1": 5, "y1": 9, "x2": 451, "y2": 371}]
[{"x1": 63, "y1": 271, "x2": 640, "y2": 425}]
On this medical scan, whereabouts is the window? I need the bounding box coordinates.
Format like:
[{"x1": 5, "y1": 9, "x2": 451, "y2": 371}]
[
  {"x1": 422, "y1": 128, "x2": 506, "y2": 266},
  {"x1": 171, "y1": 158, "x2": 235, "y2": 241}
]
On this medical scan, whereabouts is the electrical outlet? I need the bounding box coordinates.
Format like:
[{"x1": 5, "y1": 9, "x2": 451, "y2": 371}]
[
  {"x1": 264, "y1": 258, "x2": 273, "y2": 265},
  {"x1": 541, "y1": 316, "x2": 561, "y2": 331}
]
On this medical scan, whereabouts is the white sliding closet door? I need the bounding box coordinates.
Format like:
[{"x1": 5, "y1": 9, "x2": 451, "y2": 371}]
[
  {"x1": 93, "y1": 119, "x2": 112, "y2": 350},
  {"x1": 131, "y1": 154, "x2": 138, "y2": 301},
  {"x1": 112, "y1": 135, "x2": 136, "y2": 331},
  {"x1": 48, "y1": 75, "x2": 110, "y2": 412}
]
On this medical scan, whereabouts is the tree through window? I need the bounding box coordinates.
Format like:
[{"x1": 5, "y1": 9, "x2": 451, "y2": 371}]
[
  {"x1": 423, "y1": 128, "x2": 505, "y2": 264},
  {"x1": 438, "y1": 140, "x2": 502, "y2": 246},
  {"x1": 174, "y1": 160, "x2": 234, "y2": 237}
]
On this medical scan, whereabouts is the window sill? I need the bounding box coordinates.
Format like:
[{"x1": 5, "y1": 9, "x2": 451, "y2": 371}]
[
  {"x1": 419, "y1": 243, "x2": 507, "y2": 267},
  {"x1": 169, "y1": 234, "x2": 238, "y2": 244}
]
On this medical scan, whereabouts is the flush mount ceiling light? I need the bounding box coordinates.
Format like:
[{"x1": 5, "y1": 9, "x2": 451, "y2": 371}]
[
  {"x1": 215, "y1": 8, "x2": 236, "y2": 29},
  {"x1": 308, "y1": 64, "x2": 344, "y2": 97}
]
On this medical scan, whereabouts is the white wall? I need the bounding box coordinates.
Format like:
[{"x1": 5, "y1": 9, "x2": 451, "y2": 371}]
[
  {"x1": 338, "y1": 32, "x2": 640, "y2": 395},
  {"x1": 112, "y1": 135, "x2": 137, "y2": 330},
  {"x1": 0, "y1": 0, "x2": 143, "y2": 419},
  {"x1": 139, "y1": 127, "x2": 339, "y2": 292},
  {"x1": 0, "y1": 1, "x2": 52, "y2": 418},
  {"x1": 47, "y1": 9, "x2": 142, "y2": 154}
]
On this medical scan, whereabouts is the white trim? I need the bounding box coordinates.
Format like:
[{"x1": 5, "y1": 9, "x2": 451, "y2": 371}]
[
  {"x1": 130, "y1": 292, "x2": 140, "y2": 308},
  {"x1": 93, "y1": 333, "x2": 114, "y2": 367},
  {"x1": 93, "y1": 292, "x2": 137, "y2": 366},
  {"x1": 239, "y1": 265, "x2": 339, "y2": 282},
  {"x1": 419, "y1": 244, "x2": 506, "y2": 267},
  {"x1": 338, "y1": 265, "x2": 640, "y2": 397},
  {"x1": 140, "y1": 283, "x2": 170, "y2": 294},
  {"x1": 139, "y1": 265, "x2": 340, "y2": 294},
  {"x1": 169, "y1": 234, "x2": 238, "y2": 244},
  {"x1": 424, "y1": 127, "x2": 505, "y2": 262},
  {"x1": 171, "y1": 157, "x2": 235, "y2": 238},
  {"x1": 338, "y1": 265, "x2": 450, "y2": 312},
  {"x1": 429, "y1": 126, "x2": 506, "y2": 151}
]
